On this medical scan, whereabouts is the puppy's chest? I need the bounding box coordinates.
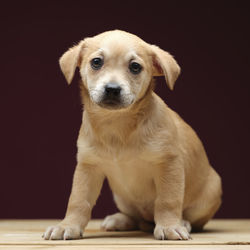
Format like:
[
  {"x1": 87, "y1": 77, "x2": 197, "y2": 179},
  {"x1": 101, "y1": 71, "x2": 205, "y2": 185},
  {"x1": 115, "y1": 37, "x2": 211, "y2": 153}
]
[
  {"x1": 78, "y1": 132, "x2": 164, "y2": 201},
  {"x1": 99, "y1": 150, "x2": 156, "y2": 201}
]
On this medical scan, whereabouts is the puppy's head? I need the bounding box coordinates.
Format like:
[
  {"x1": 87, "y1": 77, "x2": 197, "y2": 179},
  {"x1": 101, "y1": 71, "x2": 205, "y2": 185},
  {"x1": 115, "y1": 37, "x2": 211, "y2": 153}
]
[{"x1": 60, "y1": 30, "x2": 180, "y2": 110}]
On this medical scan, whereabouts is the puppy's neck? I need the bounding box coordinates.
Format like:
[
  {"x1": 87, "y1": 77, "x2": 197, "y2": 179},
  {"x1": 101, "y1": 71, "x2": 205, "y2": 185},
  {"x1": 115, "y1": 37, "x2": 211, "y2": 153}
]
[{"x1": 79, "y1": 80, "x2": 155, "y2": 145}]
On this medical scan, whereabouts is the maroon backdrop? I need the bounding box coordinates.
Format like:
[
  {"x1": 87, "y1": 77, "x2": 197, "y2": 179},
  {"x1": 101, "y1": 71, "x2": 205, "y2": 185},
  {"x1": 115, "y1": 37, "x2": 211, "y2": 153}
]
[{"x1": 1, "y1": 2, "x2": 249, "y2": 219}]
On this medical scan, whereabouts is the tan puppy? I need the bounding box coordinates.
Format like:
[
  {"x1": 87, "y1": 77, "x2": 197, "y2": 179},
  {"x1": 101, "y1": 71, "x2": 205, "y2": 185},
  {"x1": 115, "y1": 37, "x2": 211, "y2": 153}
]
[{"x1": 43, "y1": 30, "x2": 222, "y2": 240}]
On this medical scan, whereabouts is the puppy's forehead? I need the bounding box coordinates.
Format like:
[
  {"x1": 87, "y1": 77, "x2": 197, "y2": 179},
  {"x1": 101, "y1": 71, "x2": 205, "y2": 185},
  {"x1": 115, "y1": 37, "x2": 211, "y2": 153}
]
[
  {"x1": 100, "y1": 42, "x2": 138, "y2": 59},
  {"x1": 89, "y1": 30, "x2": 149, "y2": 58}
]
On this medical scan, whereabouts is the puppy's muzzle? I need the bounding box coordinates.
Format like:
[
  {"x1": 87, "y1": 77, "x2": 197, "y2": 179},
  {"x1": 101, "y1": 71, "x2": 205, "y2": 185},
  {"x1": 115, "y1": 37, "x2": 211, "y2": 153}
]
[{"x1": 101, "y1": 83, "x2": 122, "y2": 107}]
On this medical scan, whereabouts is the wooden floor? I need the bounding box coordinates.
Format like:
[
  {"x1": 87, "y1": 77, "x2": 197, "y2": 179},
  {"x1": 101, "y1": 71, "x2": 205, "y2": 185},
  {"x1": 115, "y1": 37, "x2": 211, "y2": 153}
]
[{"x1": 0, "y1": 219, "x2": 249, "y2": 249}]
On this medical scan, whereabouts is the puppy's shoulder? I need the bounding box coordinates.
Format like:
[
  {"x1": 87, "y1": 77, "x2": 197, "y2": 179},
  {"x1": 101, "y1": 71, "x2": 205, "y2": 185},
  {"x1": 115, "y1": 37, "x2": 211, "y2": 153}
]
[{"x1": 151, "y1": 92, "x2": 177, "y2": 128}]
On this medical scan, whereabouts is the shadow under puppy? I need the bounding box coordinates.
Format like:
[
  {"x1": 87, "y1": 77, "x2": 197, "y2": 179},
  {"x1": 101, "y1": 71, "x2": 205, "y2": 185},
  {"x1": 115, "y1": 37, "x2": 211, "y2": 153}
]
[{"x1": 43, "y1": 30, "x2": 222, "y2": 240}]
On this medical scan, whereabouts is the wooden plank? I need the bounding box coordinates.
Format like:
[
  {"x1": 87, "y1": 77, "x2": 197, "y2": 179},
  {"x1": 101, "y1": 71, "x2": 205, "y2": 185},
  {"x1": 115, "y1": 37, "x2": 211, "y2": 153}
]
[
  {"x1": 1, "y1": 246, "x2": 250, "y2": 250},
  {"x1": 0, "y1": 219, "x2": 249, "y2": 247}
]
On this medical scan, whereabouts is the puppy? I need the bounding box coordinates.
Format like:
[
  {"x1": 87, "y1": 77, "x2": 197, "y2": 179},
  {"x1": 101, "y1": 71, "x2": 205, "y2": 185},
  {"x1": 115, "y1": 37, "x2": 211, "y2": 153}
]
[{"x1": 43, "y1": 30, "x2": 222, "y2": 240}]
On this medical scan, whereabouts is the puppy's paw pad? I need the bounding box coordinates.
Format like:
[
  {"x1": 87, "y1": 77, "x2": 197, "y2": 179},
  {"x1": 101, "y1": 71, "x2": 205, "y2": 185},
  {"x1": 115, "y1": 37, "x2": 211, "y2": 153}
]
[
  {"x1": 101, "y1": 213, "x2": 137, "y2": 231},
  {"x1": 154, "y1": 224, "x2": 191, "y2": 240},
  {"x1": 43, "y1": 225, "x2": 82, "y2": 240}
]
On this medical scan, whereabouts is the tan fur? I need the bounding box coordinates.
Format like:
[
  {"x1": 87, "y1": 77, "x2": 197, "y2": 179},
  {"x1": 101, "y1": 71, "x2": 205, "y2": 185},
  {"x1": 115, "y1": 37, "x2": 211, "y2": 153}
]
[{"x1": 43, "y1": 30, "x2": 222, "y2": 241}]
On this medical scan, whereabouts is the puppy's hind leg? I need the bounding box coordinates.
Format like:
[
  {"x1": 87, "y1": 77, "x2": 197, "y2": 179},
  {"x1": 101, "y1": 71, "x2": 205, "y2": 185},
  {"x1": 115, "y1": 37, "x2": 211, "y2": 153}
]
[
  {"x1": 101, "y1": 194, "x2": 140, "y2": 231},
  {"x1": 101, "y1": 213, "x2": 138, "y2": 231}
]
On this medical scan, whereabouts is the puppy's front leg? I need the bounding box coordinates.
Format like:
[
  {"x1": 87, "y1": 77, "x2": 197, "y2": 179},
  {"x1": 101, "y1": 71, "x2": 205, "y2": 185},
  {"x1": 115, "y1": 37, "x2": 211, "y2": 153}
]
[
  {"x1": 43, "y1": 163, "x2": 104, "y2": 240},
  {"x1": 153, "y1": 161, "x2": 191, "y2": 240}
]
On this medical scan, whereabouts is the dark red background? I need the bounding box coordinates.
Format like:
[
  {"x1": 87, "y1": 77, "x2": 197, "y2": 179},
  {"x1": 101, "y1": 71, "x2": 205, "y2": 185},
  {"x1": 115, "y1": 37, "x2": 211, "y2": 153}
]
[{"x1": 1, "y1": 2, "x2": 249, "y2": 219}]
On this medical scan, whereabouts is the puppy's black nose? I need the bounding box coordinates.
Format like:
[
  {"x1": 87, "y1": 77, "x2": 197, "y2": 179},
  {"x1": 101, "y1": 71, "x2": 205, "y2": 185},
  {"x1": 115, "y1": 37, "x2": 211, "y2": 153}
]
[{"x1": 105, "y1": 83, "x2": 121, "y2": 97}]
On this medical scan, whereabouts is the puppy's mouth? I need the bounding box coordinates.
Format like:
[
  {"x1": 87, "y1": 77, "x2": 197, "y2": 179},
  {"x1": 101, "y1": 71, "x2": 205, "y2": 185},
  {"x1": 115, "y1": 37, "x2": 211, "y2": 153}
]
[{"x1": 98, "y1": 98, "x2": 124, "y2": 110}]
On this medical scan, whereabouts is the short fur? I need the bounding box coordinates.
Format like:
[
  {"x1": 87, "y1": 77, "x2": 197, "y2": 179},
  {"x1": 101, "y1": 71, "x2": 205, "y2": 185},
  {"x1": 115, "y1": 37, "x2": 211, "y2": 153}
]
[{"x1": 43, "y1": 30, "x2": 222, "y2": 241}]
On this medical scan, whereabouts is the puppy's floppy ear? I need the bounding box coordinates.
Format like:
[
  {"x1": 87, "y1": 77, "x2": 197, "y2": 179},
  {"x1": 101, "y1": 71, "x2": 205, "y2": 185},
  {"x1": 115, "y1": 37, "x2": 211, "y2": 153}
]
[
  {"x1": 151, "y1": 45, "x2": 180, "y2": 90},
  {"x1": 59, "y1": 40, "x2": 85, "y2": 84}
]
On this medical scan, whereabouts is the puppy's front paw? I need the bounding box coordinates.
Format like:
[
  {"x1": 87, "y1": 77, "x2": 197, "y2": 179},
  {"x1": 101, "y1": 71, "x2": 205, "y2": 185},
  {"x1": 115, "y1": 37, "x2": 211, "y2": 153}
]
[
  {"x1": 154, "y1": 224, "x2": 191, "y2": 240},
  {"x1": 43, "y1": 224, "x2": 83, "y2": 240}
]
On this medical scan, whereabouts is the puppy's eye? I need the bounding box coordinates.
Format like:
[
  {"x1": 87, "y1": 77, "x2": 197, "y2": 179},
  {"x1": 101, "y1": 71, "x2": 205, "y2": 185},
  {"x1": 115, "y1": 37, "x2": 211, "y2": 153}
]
[
  {"x1": 91, "y1": 57, "x2": 103, "y2": 70},
  {"x1": 129, "y1": 62, "x2": 142, "y2": 74}
]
